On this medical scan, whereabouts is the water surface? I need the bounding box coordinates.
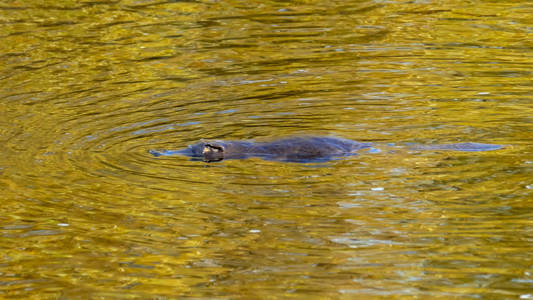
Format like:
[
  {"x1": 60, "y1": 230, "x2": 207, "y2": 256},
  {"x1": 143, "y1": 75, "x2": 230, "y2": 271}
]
[{"x1": 0, "y1": 0, "x2": 532, "y2": 298}]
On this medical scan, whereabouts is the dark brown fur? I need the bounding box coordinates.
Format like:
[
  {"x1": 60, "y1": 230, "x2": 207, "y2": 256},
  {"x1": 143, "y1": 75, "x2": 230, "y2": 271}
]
[{"x1": 189, "y1": 136, "x2": 371, "y2": 162}]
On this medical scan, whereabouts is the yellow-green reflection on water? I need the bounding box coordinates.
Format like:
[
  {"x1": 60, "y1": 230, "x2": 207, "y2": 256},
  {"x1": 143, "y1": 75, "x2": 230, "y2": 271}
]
[{"x1": 0, "y1": 0, "x2": 532, "y2": 298}]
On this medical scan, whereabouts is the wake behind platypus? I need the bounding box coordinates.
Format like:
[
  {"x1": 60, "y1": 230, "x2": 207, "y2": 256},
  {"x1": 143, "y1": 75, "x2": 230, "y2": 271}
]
[{"x1": 149, "y1": 136, "x2": 504, "y2": 163}]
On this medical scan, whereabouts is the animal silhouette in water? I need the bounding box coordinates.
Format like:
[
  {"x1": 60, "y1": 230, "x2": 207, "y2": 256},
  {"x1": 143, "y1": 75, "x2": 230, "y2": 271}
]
[{"x1": 149, "y1": 136, "x2": 504, "y2": 163}]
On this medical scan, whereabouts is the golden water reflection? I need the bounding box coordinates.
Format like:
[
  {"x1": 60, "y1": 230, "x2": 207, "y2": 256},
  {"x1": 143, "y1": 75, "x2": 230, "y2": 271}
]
[{"x1": 0, "y1": 0, "x2": 532, "y2": 298}]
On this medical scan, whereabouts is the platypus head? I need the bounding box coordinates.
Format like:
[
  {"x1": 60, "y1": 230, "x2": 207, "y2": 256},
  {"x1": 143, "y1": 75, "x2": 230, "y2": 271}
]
[
  {"x1": 188, "y1": 141, "x2": 226, "y2": 162},
  {"x1": 201, "y1": 142, "x2": 225, "y2": 162},
  {"x1": 188, "y1": 140, "x2": 252, "y2": 162}
]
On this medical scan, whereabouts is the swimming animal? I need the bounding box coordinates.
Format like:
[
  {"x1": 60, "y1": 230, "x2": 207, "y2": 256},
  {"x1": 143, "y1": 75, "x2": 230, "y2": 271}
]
[{"x1": 149, "y1": 136, "x2": 504, "y2": 163}]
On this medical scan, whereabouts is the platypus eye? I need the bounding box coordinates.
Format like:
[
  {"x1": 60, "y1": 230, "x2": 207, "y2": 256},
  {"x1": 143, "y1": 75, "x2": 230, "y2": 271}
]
[{"x1": 203, "y1": 144, "x2": 224, "y2": 153}]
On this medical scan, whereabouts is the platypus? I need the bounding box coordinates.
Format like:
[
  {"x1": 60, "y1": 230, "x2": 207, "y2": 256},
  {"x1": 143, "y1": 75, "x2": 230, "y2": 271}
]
[{"x1": 149, "y1": 136, "x2": 504, "y2": 163}]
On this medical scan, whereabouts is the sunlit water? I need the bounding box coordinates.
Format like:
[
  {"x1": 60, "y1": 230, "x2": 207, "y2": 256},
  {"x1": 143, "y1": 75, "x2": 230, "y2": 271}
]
[{"x1": 0, "y1": 0, "x2": 531, "y2": 298}]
